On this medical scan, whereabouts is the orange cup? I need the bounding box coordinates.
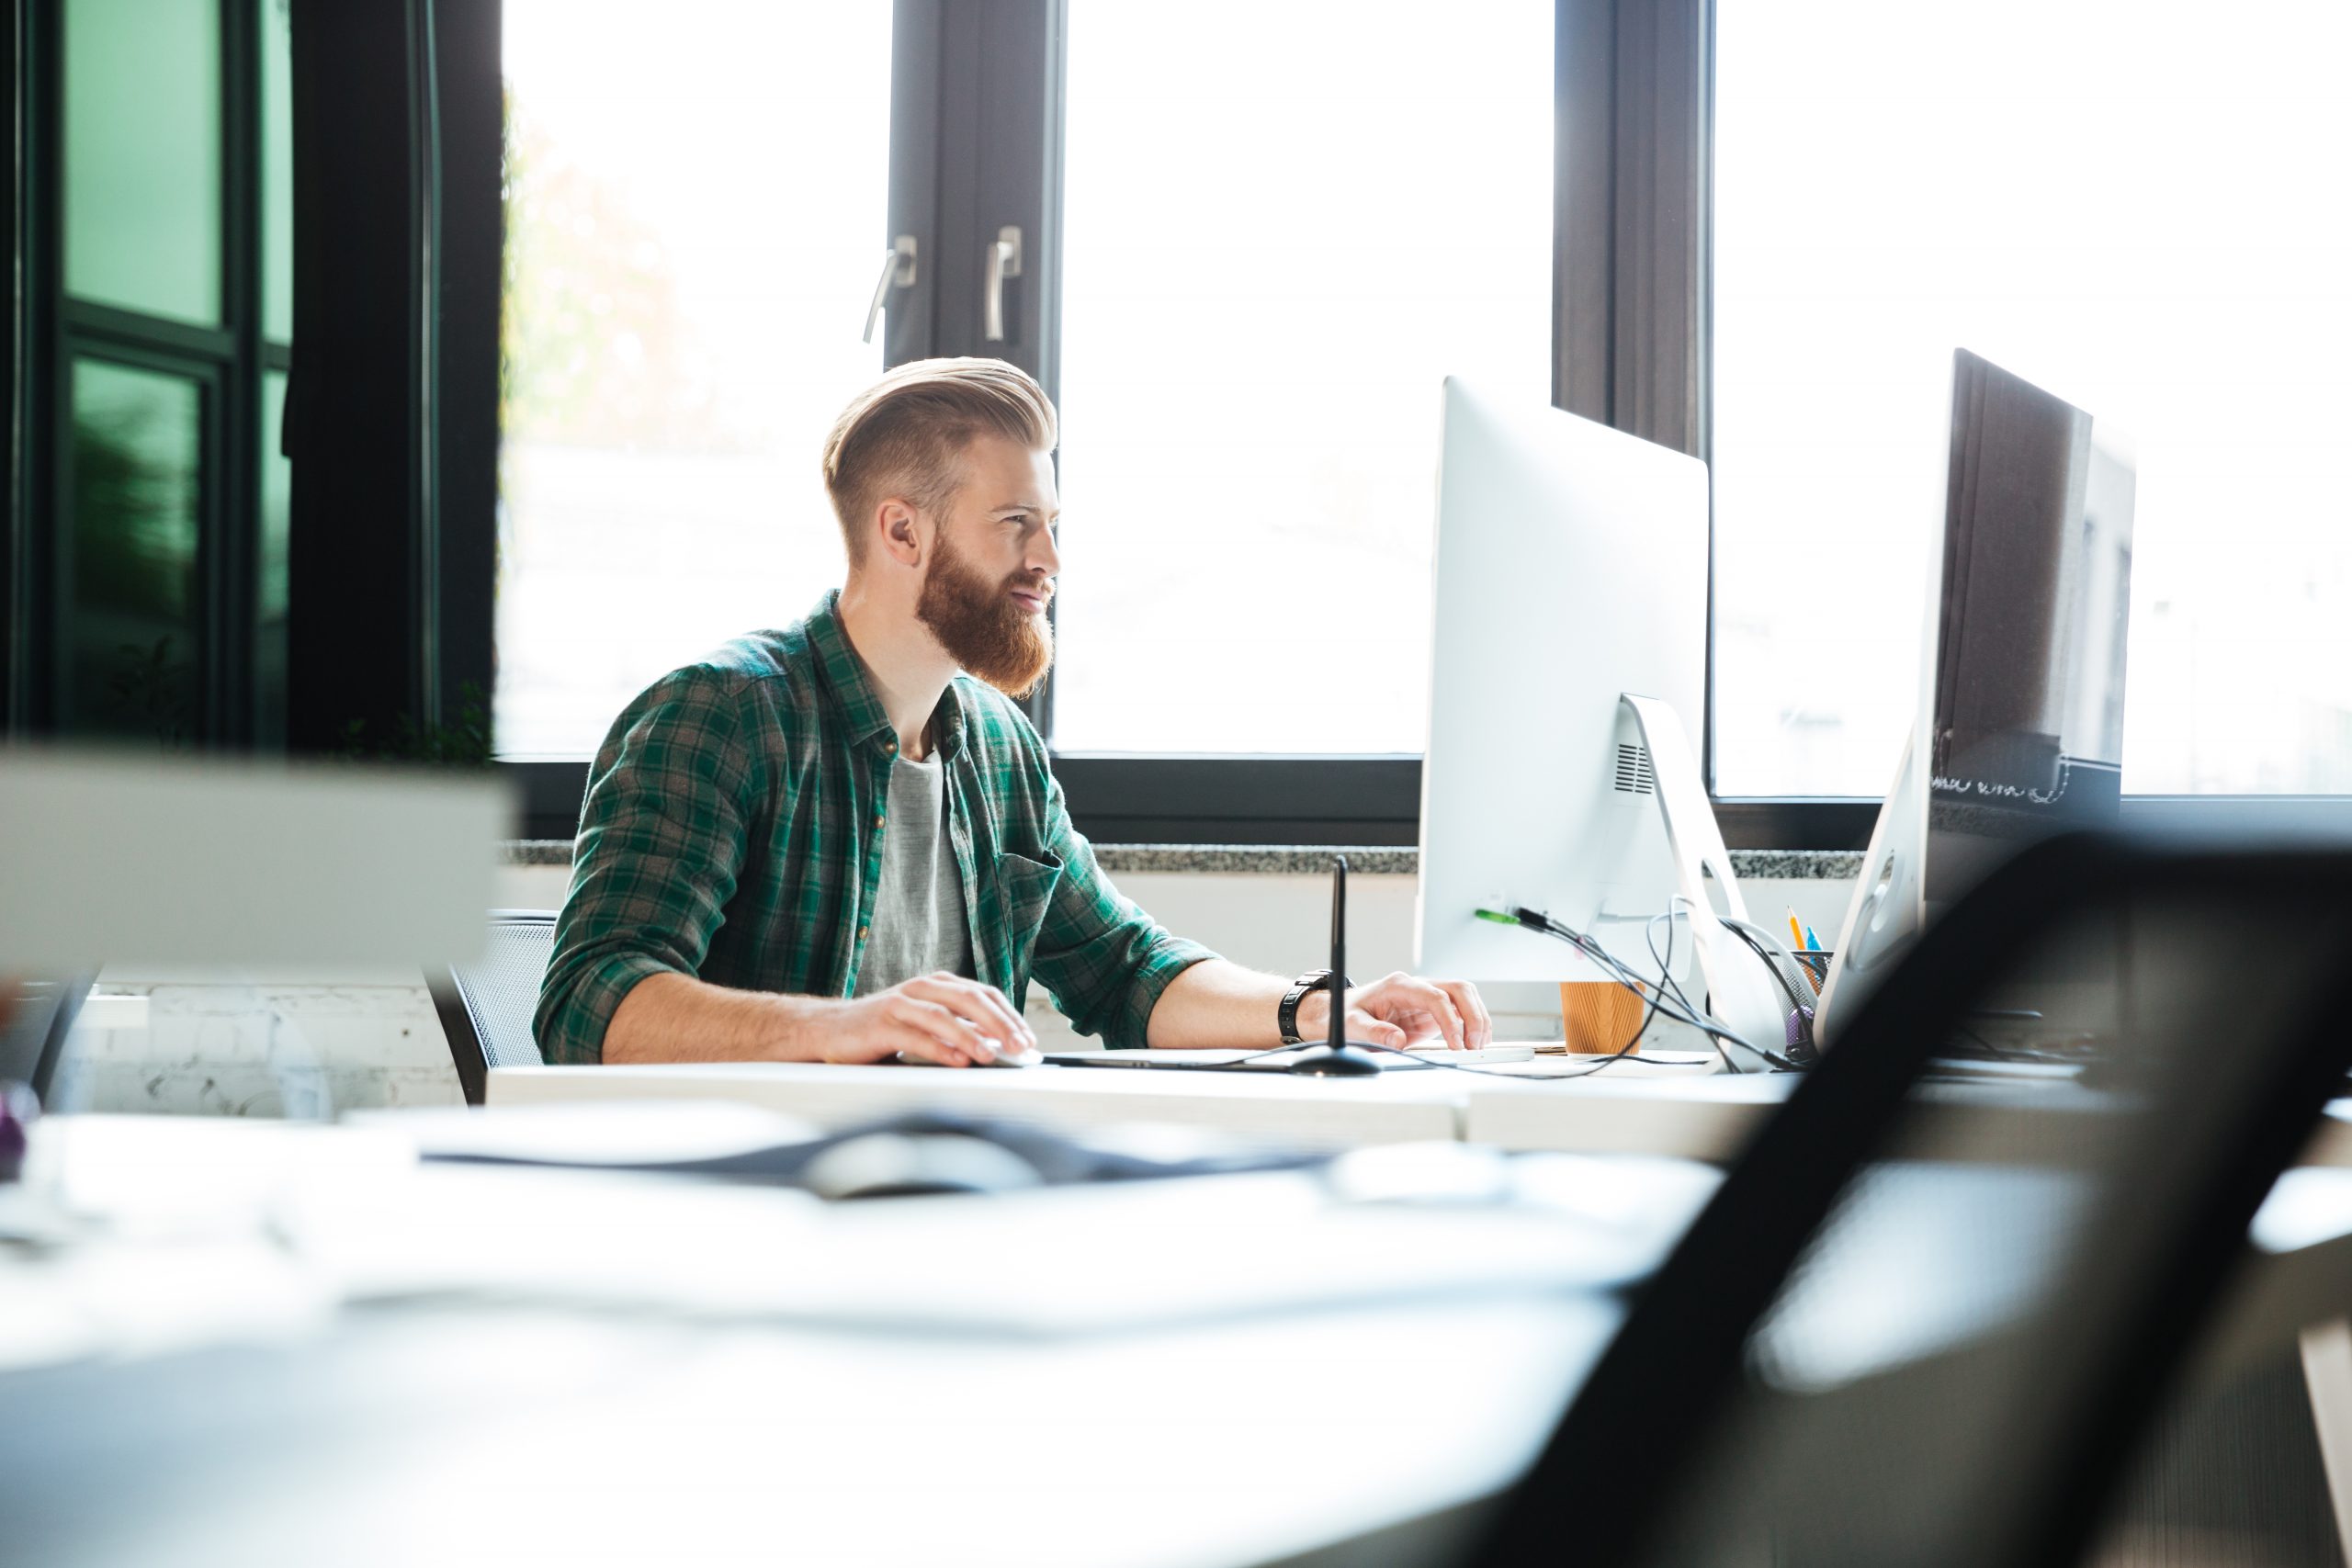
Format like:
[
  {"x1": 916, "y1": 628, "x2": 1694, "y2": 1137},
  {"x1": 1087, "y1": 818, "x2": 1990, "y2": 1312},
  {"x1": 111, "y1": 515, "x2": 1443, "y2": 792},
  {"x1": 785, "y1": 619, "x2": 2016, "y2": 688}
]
[{"x1": 1559, "y1": 980, "x2": 1647, "y2": 1054}]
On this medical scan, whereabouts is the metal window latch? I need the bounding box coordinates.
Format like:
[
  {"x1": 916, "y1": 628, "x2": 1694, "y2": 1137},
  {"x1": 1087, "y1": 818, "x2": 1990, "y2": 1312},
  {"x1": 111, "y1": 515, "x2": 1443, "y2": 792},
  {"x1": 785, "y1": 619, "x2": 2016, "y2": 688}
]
[
  {"x1": 862, "y1": 234, "x2": 919, "y2": 344},
  {"x1": 983, "y1": 225, "x2": 1022, "y2": 343}
]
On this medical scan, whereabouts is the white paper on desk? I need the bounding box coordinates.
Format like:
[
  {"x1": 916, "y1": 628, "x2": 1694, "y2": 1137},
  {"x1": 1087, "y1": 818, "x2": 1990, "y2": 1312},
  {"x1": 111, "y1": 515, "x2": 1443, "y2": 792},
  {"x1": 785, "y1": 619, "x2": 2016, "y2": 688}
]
[
  {"x1": 275, "y1": 1161, "x2": 827, "y2": 1311},
  {"x1": 349, "y1": 1100, "x2": 823, "y2": 1168},
  {"x1": 29, "y1": 1114, "x2": 416, "y2": 1238},
  {"x1": 767, "y1": 1174, "x2": 1658, "y2": 1332}
]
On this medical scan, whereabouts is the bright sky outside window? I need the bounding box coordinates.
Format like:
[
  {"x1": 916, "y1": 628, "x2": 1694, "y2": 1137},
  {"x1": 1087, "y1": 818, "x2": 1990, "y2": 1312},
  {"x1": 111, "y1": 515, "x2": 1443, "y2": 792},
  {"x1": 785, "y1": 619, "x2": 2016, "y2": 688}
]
[
  {"x1": 1053, "y1": 1, "x2": 1554, "y2": 754},
  {"x1": 496, "y1": 0, "x2": 888, "y2": 759},
  {"x1": 1713, "y1": 0, "x2": 2352, "y2": 795}
]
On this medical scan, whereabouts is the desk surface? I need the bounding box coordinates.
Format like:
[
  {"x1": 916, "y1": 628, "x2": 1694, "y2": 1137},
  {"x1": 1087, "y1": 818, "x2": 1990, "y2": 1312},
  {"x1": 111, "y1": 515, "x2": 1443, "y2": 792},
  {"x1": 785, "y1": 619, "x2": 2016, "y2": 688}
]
[
  {"x1": 494, "y1": 1061, "x2": 2352, "y2": 1173},
  {"x1": 491, "y1": 1058, "x2": 1476, "y2": 1149}
]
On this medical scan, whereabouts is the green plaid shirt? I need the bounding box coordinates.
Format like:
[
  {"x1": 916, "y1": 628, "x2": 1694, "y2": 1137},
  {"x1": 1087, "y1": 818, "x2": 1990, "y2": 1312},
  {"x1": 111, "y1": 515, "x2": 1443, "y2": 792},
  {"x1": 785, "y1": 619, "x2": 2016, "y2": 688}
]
[{"x1": 534, "y1": 590, "x2": 1216, "y2": 1064}]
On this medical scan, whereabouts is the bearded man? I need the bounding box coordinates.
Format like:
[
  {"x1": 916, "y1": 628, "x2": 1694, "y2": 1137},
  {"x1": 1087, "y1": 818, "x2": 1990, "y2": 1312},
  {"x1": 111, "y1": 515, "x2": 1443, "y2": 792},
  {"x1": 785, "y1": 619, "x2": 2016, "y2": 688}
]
[{"x1": 535, "y1": 358, "x2": 1491, "y2": 1066}]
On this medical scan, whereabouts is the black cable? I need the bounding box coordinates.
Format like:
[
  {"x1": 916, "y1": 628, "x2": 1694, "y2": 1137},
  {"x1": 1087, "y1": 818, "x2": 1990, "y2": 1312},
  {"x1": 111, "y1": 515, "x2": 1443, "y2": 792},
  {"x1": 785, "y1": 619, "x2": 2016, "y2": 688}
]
[
  {"x1": 1238, "y1": 902, "x2": 1799, "y2": 1083},
  {"x1": 1710, "y1": 921, "x2": 1813, "y2": 1073},
  {"x1": 1645, "y1": 908, "x2": 1748, "y2": 1073},
  {"x1": 1231, "y1": 943, "x2": 1683, "y2": 1082},
  {"x1": 1949, "y1": 1022, "x2": 2025, "y2": 1061},
  {"x1": 1521, "y1": 906, "x2": 1807, "y2": 1073},
  {"x1": 1648, "y1": 901, "x2": 1707, "y2": 1023},
  {"x1": 1350, "y1": 1037, "x2": 1684, "y2": 1081},
  {"x1": 1630, "y1": 910, "x2": 1674, "y2": 1056},
  {"x1": 1228, "y1": 911, "x2": 1703, "y2": 1083},
  {"x1": 1511, "y1": 907, "x2": 1769, "y2": 1060},
  {"x1": 1945, "y1": 1022, "x2": 2083, "y2": 1067}
]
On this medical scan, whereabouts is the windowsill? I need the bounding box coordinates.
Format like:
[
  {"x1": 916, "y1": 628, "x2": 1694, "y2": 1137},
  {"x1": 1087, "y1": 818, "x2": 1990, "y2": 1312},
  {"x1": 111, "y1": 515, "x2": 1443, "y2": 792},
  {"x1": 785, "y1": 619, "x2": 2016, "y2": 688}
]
[{"x1": 500, "y1": 840, "x2": 1864, "y2": 881}]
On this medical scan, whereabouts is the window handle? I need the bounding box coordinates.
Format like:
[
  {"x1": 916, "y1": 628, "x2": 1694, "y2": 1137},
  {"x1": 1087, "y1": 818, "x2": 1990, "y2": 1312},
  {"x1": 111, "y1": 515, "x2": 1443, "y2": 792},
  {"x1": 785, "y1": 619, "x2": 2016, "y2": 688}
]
[
  {"x1": 862, "y1": 235, "x2": 919, "y2": 344},
  {"x1": 983, "y1": 225, "x2": 1023, "y2": 343}
]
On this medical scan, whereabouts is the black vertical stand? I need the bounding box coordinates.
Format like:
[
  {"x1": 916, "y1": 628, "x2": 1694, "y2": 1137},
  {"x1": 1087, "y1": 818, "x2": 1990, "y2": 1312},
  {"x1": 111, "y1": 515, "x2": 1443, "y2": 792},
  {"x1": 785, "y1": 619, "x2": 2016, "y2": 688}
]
[{"x1": 1283, "y1": 856, "x2": 1385, "y2": 1078}]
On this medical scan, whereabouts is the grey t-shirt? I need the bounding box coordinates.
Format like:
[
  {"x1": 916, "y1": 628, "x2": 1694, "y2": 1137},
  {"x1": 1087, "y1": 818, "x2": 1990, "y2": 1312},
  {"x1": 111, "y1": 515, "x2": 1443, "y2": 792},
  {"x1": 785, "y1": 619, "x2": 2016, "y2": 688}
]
[{"x1": 852, "y1": 749, "x2": 975, "y2": 996}]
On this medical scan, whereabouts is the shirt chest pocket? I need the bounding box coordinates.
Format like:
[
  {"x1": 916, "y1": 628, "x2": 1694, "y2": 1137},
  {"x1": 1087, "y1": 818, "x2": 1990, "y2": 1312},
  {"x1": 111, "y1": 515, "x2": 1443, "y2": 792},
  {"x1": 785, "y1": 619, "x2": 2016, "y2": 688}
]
[{"x1": 994, "y1": 849, "x2": 1063, "y2": 1000}]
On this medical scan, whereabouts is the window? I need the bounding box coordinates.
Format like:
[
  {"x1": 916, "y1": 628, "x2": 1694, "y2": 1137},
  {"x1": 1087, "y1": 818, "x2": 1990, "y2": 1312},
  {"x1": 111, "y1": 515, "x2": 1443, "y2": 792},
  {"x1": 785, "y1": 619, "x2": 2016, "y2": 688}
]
[
  {"x1": 493, "y1": 3, "x2": 1550, "y2": 769},
  {"x1": 1053, "y1": 0, "x2": 1554, "y2": 754},
  {"x1": 494, "y1": 0, "x2": 892, "y2": 759},
  {"x1": 1712, "y1": 0, "x2": 2352, "y2": 796},
  {"x1": 66, "y1": 356, "x2": 203, "y2": 739},
  {"x1": 17, "y1": 0, "x2": 296, "y2": 745},
  {"x1": 64, "y1": 0, "x2": 221, "y2": 327},
  {"x1": 490, "y1": 1, "x2": 1565, "y2": 837}
]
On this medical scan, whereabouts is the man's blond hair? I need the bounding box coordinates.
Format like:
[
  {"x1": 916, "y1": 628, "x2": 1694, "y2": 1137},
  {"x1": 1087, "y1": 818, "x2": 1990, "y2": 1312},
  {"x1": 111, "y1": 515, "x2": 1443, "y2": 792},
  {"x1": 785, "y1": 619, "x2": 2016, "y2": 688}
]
[{"x1": 821, "y1": 357, "x2": 1058, "y2": 566}]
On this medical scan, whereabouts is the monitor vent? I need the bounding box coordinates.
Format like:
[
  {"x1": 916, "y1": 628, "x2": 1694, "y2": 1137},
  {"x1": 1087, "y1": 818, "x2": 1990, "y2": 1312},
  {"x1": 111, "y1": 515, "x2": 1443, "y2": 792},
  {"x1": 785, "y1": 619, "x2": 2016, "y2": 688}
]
[{"x1": 1613, "y1": 743, "x2": 1657, "y2": 795}]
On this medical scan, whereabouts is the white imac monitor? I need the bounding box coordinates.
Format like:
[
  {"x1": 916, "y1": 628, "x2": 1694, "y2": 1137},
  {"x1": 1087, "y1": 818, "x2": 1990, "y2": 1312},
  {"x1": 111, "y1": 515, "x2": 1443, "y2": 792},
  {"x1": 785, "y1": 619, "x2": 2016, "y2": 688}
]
[
  {"x1": 1415, "y1": 379, "x2": 1717, "y2": 992},
  {"x1": 1815, "y1": 349, "x2": 2137, "y2": 1042}
]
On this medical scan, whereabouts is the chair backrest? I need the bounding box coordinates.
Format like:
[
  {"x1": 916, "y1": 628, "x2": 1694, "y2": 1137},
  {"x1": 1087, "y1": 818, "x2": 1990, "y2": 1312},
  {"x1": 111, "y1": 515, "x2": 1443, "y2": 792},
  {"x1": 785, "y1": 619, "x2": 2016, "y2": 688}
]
[
  {"x1": 1468, "y1": 831, "x2": 2352, "y2": 1568},
  {"x1": 0, "y1": 974, "x2": 96, "y2": 1102},
  {"x1": 430, "y1": 911, "x2": 557, "y2": 1105}
]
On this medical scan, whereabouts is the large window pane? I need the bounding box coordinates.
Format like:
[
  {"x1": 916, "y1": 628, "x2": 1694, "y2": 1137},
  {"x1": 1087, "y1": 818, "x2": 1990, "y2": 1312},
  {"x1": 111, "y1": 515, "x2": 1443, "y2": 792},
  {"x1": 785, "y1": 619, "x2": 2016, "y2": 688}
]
[
  {"x1": 261, "y1": 0, "x2": 293, "y2": 343},
  {"x1": 1053, "y1": 2, "x2": 1553, "y2": 753},
  {"x1": 65, "y1": 0, "x2": 222, "y2": 326},
  {"x1": 495, "y1": 0, "x2": 889, "y2": 758},
  {"x1": 1713, "y1": 0, "x2": 2352, "y2": 795},
  {"x1": 69, "y1": 358, "x2": 203, "y2": 741}
]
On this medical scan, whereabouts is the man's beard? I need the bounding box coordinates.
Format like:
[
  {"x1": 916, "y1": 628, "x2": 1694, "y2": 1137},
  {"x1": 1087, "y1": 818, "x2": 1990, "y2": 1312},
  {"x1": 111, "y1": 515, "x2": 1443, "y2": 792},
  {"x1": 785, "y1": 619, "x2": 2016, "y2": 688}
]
[{"x1": 915, "y1": 530, "x2": 1055, "y2": 699}]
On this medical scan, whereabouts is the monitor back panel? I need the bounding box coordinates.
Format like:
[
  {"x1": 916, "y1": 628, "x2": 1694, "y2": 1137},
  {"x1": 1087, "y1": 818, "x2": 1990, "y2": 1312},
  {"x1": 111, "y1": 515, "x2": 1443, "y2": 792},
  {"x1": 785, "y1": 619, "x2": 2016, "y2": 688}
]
[{"x1": 1416, "y1": 378, "x2": 1709, "y2": 984}]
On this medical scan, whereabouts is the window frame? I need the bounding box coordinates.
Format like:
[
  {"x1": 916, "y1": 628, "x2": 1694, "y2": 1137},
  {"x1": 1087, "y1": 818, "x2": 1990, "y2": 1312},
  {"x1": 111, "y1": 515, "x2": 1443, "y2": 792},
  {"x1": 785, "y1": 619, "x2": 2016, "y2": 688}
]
[
  {"x1": 6, "y1": 0, "x2": 288, "y2": 743},
  {"x1": 278, "y1": 0, "x2": 499, "y2": 755},
  {"x1": 503, "y1": 0, "x2": 1748, "y2": 847},
  {"x1": 495, "y1": 0, "x2": 2352, "y2": 850}
]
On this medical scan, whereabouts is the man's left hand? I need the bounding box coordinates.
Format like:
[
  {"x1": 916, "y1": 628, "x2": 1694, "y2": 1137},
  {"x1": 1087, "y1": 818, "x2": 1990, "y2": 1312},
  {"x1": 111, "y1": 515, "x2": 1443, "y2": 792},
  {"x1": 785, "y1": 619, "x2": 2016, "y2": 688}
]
[{"x1": 1300, "y1": 972, "x2": 1492, "y2": 1052}]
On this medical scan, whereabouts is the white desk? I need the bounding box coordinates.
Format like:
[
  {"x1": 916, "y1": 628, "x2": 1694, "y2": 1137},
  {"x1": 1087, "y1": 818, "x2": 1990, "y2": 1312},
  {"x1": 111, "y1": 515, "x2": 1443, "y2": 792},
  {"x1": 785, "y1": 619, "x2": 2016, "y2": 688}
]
[
  {"x1": 1462, "y1": 1073, "x2": 1796, "y2": 1161},
  {"x1": 494, "y1": 1060, "x2": 2352, "y2": 1176},
  {"x1": 1464, "y1": 1076, "x2": 2352, "y2": 1170},
  {"x1": 14, "y1": 1106, "x2": 2352, "y2": 1565},
  {"x1": 490, "y1": 1059, "x2": 1472, "y2": 1149},
  {"x1": 0, "y1": 1113, "x2": 1640, "y2": 1568}
]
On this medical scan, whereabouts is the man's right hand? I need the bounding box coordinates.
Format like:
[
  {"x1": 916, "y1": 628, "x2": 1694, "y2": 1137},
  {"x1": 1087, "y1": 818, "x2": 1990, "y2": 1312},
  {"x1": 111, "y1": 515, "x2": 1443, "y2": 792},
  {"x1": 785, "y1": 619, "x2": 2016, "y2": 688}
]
[
  {"x1": 602, "y1": 970, "x2": 1042, "y2": 1067},
  {"x1": 807, "y1": 972, "x2": 1038, "y2": 1067}
]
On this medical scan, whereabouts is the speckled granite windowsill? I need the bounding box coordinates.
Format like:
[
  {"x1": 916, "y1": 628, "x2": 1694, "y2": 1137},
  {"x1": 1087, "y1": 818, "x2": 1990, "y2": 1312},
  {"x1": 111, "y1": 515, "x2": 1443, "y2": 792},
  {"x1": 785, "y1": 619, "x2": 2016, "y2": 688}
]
[{"x1": 503, "y1": 840, "x2": 1862, "y2": 880}]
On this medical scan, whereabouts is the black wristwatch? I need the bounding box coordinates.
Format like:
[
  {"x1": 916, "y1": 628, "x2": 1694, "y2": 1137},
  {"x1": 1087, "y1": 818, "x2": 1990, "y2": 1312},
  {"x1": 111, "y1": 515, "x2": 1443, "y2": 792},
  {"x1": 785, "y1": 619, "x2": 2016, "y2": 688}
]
[{"x1": 1278, "y1": 969, "x2": 1349, "y2": 1044}]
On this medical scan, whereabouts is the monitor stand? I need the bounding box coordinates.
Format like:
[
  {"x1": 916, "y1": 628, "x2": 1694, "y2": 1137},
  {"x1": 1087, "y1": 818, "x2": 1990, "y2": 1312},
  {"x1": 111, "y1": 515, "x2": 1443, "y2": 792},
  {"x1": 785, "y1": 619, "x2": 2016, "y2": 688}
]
[
  {"x1": 1814, "y1": 725, "x2": 1928, "y2": 1047},
  {"x1": 1618, "y1": 694, "x2": 1794, "y2": 1065}
]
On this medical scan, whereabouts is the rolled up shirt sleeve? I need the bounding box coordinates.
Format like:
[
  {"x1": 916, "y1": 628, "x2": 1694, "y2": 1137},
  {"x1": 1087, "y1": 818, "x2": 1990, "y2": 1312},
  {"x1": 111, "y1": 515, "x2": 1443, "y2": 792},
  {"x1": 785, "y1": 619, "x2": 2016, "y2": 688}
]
[
  {"x1": 533, "y1": 669, "x2": 759, "y2": 1064},
  {"x1": 1026, "y1": 769, "x2": 1216, "y2": 1052}
]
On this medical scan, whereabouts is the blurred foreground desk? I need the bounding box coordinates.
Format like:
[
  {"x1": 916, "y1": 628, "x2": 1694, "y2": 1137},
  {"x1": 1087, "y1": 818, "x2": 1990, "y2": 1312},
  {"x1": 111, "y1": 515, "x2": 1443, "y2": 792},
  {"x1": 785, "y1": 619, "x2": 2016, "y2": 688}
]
[
  {"x1": 0, "y1": 1114, "x2": 1680, "y2": 1568},
  {"x1": 11, "y1": 1111, "x2": 2352, "y2": 1565}
]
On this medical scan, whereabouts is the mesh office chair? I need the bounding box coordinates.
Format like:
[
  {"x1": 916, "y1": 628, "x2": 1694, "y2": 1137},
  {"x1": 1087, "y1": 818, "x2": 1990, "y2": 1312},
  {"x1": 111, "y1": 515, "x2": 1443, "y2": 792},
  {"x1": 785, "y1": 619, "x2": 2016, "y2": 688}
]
[
  {"x1": 428, "y1": 910, "x2": 558, "y2": 1105},
  {"x1": 1461, "y1": 831, "x2": 2352, "y2": 1568}
]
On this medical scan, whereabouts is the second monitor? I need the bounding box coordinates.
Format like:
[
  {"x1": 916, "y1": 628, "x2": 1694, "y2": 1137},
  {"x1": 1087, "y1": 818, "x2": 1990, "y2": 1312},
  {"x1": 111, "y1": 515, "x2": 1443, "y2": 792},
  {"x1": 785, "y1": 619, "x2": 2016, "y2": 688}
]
[{"x1": 1815, "y1": 348, "x2": 2138, "y2": 1041}]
